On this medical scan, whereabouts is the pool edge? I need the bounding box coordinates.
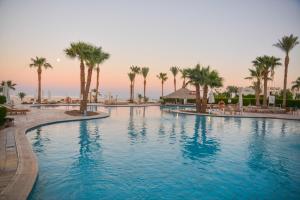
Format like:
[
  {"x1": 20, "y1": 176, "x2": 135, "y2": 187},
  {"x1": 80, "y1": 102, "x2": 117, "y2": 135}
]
[{"x1": 0, "y1": 111, "x2": 109, "y2": 200}]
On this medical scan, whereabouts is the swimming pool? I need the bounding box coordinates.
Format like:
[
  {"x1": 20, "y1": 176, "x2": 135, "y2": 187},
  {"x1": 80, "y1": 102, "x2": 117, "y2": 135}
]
[{"x1": 27, "y1": 106, "x2": 300, "y2": 199}]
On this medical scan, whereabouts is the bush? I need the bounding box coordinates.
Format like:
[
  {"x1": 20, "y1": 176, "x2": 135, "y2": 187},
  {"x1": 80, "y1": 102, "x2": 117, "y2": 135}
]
[
  {"x1": 163, "y1": 97, "x2": 300, "y2": 107},
  {"x1": 0, "y1": 95, "x2": 6, "y2": 104},
  {"x1": 0, "y1": 106, "x2": 7, "y2": 126}
]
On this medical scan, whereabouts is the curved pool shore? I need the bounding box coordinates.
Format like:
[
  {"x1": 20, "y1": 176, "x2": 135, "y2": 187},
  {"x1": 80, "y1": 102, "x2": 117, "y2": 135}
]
[{"x1": 0, "y1": 109, "x2": 109, "y2": 200}]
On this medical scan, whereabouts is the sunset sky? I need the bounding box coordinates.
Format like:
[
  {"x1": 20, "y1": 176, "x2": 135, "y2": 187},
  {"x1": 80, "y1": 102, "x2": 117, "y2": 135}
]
[{"x1": 0, "y1": 0, "x2": 300, "y2": 99}]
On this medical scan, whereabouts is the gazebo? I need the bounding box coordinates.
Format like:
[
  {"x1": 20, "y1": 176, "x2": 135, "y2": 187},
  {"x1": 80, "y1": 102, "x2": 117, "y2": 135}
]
[{"x1": 163, "y1": 88, "x2": 196, "y2": 104}]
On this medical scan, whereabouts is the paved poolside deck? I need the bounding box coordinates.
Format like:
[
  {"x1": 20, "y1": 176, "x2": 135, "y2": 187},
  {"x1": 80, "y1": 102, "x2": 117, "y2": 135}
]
[{"x1": 0, "y1": 108, "x2": 109, "y2": 200}]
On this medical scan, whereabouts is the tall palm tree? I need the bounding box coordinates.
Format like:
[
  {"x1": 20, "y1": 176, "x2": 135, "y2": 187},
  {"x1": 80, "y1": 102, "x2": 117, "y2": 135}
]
[
  {"x1": 180, "y1": 68, "x2": 188, "y2": 88},
  {"x1": 1, "y1": 81, "x2": 16, "y2": 90},
  {"x1": 130, "y1": 66, "x2": 141, "y2": 100},
  {"x1": 82, "y1": 46, "x2": 109, "y2": 112},
  {"x1": 29, "y1": 57, "x2": 52, "y2": 103},
  {"x1": 252, "y1": 55, "x2": 281, "y2": 108},
  {"x1": 128, "y1": 72, "x2": 135, "y2": 102},
  {"x1": 141, "y1": 67, "x2": 149, "y2": 101},
  {"x1": 201, "y1": 66, "x2": 223, "y2": 113},
  {"x1": 186, "y1": 64, "x2": 203, "y2": 113},
  {"x1": 94, "y1": 52, "x2": 110, "y2": 103},
  {"x1": 291, "y1": 77, "x2": 300, "y2": 92},
  {"x1": 65, "y1": 42, "x2": 91, "y2": 98},
  {"x1": 170, "y1": 66, "x2": 179, "y2": 91},
  {"x1": 274, "y1": 34, "x2": 299, "y2": 107},
  {"x1": 245, "y1": 65, "x2": 264, "y2": 106},
  {"x1": 157, "y1": 73, "x2": 168, "y2": 97}
]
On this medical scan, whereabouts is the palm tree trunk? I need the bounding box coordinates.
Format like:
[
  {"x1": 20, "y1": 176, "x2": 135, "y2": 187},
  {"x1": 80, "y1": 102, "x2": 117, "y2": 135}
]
[
  {"x1": 79, "y1": 60, "x2": 85, "y2": 113},
  {"x1": 263, "y1": 73, "x2": 268, "y2": 108},
  {"x1": 201, "y1": 85, "x2": 208, "y2": 113},
  {"x1": 130, "y1": 82, "x2": 133, "y2": 102},
  {"x1": 195, "y1": 84, "x2": 201, "y2": 113},
  {"x1": 143, "y1": 79, "x2": 146, "y2": 101},
  {"x1": 132, "y1": 79, "x2": 135, "y2": 102},
  {"x1": 282, "y1": 54, "x2": 289, "y2": 108},
  {"x1": 174, "y1": 77, "x2": 176, "y2": 91},
  {"x1": 161, "y1": 81, "x2": 164, "y2": 97},
  {"x1": 256, "y1": 80, "x2": 261, "y2": 106},
  {"x1": 80, "y1": 59, "x2": 85, "y2": 97},
  {"x1": 37, "y1": 67, "x2": 42, "y2": 104},
  {"x1": 95, "y1": 67, "x2": 100, "y2": 103},
  {"x1": 82, "y1": 67, "x2": 93, "y2": 114},
  {"x1": 182, "y1": 78, "x2": 186, "y2": 88}
]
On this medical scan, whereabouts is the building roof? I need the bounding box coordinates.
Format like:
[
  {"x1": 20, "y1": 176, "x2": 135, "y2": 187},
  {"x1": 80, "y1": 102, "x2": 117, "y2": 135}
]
[{"x1": 164, "y1": 88, "x2": 196, "y2": 99}]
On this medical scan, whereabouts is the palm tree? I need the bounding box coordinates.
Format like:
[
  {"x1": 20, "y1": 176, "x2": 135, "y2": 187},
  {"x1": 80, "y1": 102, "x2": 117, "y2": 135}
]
[
  {"x1": 18, "y1": 92, "x2": 26, "y2": 102},
  {"x1": 245, "y1": 65, "x2": 264, "y2": 106},
  {"x1": 180, "y1": 68, "x2": 188, "y2": 88},
  {"x1": 252, "y1": 55, "x2": 281, "y2": 108},
  {"x1": 201, "y1": 66, "x2": 223, "y2": 113},
  {"x1": 1, "y1": 81, "x2": 16, "y2": 90},
  {"x1": 274, "y1": 34, "x2": 299, "y2": 108},
  {"x1": 65, "y1": 42, "x2": 91, "y2": 98},
  {"x1": 94, "y1": 52, "x2": 110, "y2": 103},
  {"x1": 130, "y1": 66, "x2": 141, "y2": 100},
  {"x1": 291, "y1": 77, "x2": 300, "y2": 92},
  {"x1": 128, "y1": 72, "x2": 135, "y2": 102},
  {"x1": 82, "y1": 46, "x2": 109, "y2": 112},
  {"x1": 157, "y1": 73, "x2": 168, "y2": 97},
  {"x1": 141, "y1": 67, "x2": 149, "y2": 101},
  {"x1": 186, "y1": 64, "x2": 203, "y2": 113},
  {"x1": 170, "y1": 66, "x2": 179, "y2": 91},
  {"x1": 29, "y1": 57, "x2": 52, "y2": 103}
]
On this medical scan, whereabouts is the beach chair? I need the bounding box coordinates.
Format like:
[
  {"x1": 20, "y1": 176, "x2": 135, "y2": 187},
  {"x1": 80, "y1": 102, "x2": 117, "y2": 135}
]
[{"x1": 1, "y1": 105, "x2": 30, "y2": 115}]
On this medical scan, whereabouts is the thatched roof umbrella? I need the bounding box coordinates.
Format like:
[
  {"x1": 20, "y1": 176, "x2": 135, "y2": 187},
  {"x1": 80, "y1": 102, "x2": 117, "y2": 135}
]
[{"x1": 164, "y1": 88, "x2": 196, "y2": 104}]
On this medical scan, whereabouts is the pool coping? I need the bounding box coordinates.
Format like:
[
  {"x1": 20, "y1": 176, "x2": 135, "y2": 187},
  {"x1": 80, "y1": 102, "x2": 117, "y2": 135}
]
[
  {"x1": 0, "y1": 111, "x2": 109, "y2": 200},
  {"x1": 167, "y1": 109, "x2": 300, "y2": 121}
]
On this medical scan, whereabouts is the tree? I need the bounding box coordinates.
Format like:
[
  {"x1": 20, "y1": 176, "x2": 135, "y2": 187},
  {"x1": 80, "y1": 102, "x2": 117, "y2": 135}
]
[
  {"x1": 180, "y1": 68, "x2": 188, "y2": 88},
  {"x1": 1, "y1": 81, "x2": 16, "y2": 90},
  {"x1": 157, "y1": 73, "x2": 168, "y2": 97},
  {"x1": 29, "y1": 57, "x2": 52, "y2": 103},
  {"x1": 128, "y1": 72, "x2": 135, "y2": 102},
  {"x1": 65, "y1": 42, "x2": 109, "y2": 113},
  {"x1": 201, "y1": 66, "x2": 223, "y2": 113},
  {"x1": 130, "y1": 66, "x2": 141, "y2": 100},
  {"x1": 274, "y1": 34, "x2": 299, "y2": 107},
  {"x1": 291, "y1": 77, "x2": 300, "y2": 92},
  {"x1": 186, "y1": 64, "x2": 203, "y2": 112},
  {"x1": 141, "y1": 67, "x2": 149, "y2": 102},
  {"x1": 18, "y1": 92, "x2": 26, "y2": 102},
  {"x1": 170, "y1": 66, "x2": 179, "y2": 91},
  {"x1": 94, "y1": 52, "x2": 110, "y2": 103},
  {"x1": 245, "y1": 65, "x2": 263, "y2": 106},
  {"x1": 252, "y1": 55, "x2": 281, "y2": 108},
  {"x1": 82, "y1": 46, "x2": 109, "y2": 112},
  {"x1": 65, "y1": 42, "x2": 91, "y2": 98}
]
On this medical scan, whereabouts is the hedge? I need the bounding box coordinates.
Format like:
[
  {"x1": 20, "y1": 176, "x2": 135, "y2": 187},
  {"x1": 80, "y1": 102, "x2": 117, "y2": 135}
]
[
  {"x1": 0, "y1": 106, "x2": 7, "y2": 126},
  {"x1": 0, "y1": 95, "x2": 6, "y2": 104},
  {"x1": 163, "y1": 97, "x2": 300, "y2": 107}
]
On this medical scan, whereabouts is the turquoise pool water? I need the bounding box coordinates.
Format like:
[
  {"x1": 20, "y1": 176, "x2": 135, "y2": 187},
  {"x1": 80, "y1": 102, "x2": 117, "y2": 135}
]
[{"x1": 27, "y1": 106, "x2": 300, "y2": 199}]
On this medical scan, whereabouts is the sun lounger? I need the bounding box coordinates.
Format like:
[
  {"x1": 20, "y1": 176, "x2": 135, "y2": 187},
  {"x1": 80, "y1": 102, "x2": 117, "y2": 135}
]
[{"x1": 1, "y1": 105, "x2": 30, "y2": 115}]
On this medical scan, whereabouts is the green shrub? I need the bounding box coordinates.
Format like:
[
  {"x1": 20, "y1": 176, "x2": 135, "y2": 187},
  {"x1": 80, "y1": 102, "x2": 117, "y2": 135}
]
[
  {"x1": 0, "y1": 106, "x2": 7, "y2": 126},
  {"x1": 0, "y1": 95, "x2": 6, "y2": 104},
  {"x1": 163, "y1": 97, "x2": 300, "y2": 107}
]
